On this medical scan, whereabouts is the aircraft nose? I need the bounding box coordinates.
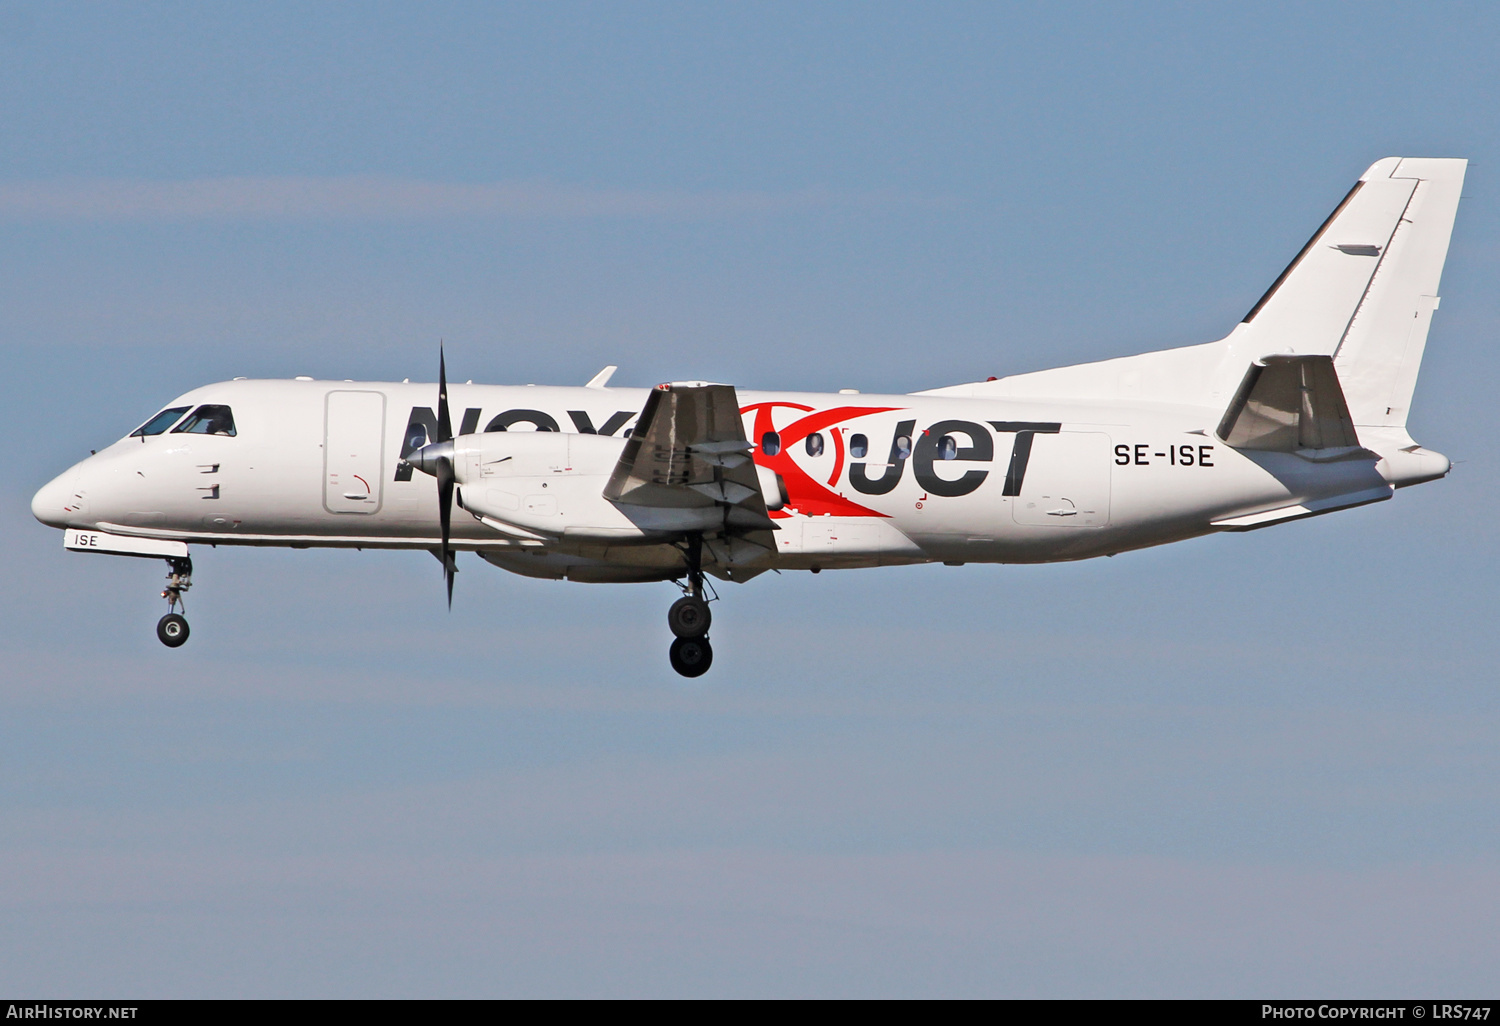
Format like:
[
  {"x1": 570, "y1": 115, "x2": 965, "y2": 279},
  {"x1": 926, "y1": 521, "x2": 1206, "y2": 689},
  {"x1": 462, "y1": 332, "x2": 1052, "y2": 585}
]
[{"x1": 31, "y1": 466, "x2": 83, "y2": 529}]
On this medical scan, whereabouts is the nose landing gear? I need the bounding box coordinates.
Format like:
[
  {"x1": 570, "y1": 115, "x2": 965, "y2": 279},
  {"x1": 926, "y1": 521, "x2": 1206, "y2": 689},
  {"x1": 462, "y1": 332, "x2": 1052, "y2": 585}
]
[
  {"x1": 157, "y1": 612, "x2": 189, "y2": 647},
  {"x1": 668, "y1": 534, "x2": 713, "y2": 677},
  {"x1": 156, "y1": 557, "x2": 193, "y2": 648}
]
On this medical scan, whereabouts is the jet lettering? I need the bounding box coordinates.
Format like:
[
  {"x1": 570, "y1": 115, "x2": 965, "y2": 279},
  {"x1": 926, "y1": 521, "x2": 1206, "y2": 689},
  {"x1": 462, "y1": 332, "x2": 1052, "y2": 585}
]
[
  {"x1": 849, "y1": 419, "x2": 917, "y2": 495},
  {"x1": 912, "y1": 419, "x2": 993, "y2": 497},
  {"x1": 991, "y1": 422, "x2": 1061, "y2": 497}
]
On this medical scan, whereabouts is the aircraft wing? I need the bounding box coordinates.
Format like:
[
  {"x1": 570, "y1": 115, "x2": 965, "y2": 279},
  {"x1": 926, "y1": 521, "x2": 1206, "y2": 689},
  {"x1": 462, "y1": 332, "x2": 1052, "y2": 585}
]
[{"x1": 603, "y1": 382, "x2": 778, "y2": 548}]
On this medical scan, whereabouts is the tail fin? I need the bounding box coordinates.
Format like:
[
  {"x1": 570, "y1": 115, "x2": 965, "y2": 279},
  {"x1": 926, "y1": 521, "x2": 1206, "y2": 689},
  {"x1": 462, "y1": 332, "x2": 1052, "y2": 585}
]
[
  {"x1": 1225, "y1": 157, "x2": 1466, "y2": 429},
  {"x1": 918, "y1": 157, "x2": 1465, "y2": 427}
]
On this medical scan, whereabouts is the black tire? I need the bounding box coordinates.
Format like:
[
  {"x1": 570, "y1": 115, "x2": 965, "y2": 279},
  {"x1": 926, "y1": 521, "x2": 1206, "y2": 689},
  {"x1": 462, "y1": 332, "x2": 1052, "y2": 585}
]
[
  {"x1": 667, "y1": 596, "x2": 712, "y2": 638},
  {"x1": 669, "y1": 636, "x2": 713, "y2": 678},
  {"x1": 157, "y1": 613, "x2": 190, "y2": 648}
]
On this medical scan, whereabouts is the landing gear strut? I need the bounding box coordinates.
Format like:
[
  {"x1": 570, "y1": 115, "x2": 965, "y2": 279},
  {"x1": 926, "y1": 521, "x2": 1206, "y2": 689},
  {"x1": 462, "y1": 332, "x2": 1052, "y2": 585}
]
[
  {"x1": 668, "y1": 534, "x2": 713, "y2": 677},
  {"x1": 157, "y1": 556, "x2": 192, "y2": 648}
]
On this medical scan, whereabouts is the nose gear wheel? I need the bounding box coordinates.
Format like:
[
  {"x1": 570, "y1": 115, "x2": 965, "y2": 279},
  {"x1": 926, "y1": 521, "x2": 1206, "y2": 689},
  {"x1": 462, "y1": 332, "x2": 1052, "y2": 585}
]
[{"x1": 157, "y1": 613, "x2": 189, "y2": 647}]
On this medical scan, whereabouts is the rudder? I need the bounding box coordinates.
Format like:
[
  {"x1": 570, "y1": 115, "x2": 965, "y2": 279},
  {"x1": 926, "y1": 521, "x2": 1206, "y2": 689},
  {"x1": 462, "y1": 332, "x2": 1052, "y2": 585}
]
[{"x1": 1331, "y1": 158, "x2": 1466, "y2": 429}]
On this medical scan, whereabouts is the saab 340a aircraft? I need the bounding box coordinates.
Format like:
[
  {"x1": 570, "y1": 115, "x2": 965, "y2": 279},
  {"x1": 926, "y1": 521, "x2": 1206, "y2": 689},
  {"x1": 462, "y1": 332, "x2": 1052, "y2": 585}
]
[{"x1": 32, "y1": 157, "x2": 1465, "y2": 676}]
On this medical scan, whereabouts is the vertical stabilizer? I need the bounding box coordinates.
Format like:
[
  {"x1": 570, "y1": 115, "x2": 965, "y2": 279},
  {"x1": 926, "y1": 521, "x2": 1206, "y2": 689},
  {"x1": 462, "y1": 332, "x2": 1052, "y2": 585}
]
[
  {"x1": 1235, "y1": 157, "x2": 1416, "y2": 353},
  {"x1": 918, "y1": 157, "x2": 1465, "y2": 430},
  {"x1": 1218, "y1": 157, "x2": 1465, "y2": 427}
]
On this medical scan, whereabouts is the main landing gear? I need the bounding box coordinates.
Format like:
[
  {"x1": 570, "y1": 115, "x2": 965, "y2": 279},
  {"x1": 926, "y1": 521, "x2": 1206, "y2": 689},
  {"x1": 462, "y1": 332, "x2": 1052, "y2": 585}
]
[
  {"x1": 156, "y1": 556, "x2": 193, "y2": 648},
  {"x1": 668, "y1": 535, "x2": 713, "y2": 678}
]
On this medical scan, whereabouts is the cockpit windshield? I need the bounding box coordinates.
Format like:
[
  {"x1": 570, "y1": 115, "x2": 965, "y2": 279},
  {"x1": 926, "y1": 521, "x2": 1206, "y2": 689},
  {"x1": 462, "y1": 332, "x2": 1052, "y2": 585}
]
[
  {"x1": 130, "y1": 406, "x2": 191, "y2": 437},
  {"x1": 171, "y1": 405, "x2": 237, "y2": 437}
]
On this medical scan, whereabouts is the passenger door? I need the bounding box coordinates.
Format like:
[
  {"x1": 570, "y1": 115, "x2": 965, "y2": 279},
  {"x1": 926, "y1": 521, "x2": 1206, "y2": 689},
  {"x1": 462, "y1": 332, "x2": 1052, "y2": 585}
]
[{"x1": 324, "y1": 390, "x2": 387, "y2": 514}]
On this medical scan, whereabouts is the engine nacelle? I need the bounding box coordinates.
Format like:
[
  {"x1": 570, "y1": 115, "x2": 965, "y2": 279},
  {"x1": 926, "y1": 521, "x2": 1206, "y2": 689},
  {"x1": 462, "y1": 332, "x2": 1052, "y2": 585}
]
[
  {"x1": 448, "y1": 432, "x2": 637, "y2": 540},
  {"x1": 447, "y1": 431, "x2": 783, "y2": 547},
  {"x1": 451, "y1": 430, "x2": 620, "y2": 481}
]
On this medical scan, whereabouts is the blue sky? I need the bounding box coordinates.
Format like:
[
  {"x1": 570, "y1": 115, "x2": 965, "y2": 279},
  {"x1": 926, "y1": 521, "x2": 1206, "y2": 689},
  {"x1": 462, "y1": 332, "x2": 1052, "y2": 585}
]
[{"x1": 3, "y1": 1, "x2": 1499, "y2": 996}]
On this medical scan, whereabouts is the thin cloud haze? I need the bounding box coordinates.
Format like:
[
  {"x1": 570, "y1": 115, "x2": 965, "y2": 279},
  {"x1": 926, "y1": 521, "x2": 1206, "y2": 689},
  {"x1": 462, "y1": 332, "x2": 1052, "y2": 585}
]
[{"x1": 0, "y1": 176, "x2": 945, "y2": 221}]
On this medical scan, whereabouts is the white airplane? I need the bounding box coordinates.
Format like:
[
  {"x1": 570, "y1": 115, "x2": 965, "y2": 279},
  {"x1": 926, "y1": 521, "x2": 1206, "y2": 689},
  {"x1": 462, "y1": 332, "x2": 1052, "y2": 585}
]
[{"x1": 32, "y1": 157, "x2": 1465, "y2": 676}]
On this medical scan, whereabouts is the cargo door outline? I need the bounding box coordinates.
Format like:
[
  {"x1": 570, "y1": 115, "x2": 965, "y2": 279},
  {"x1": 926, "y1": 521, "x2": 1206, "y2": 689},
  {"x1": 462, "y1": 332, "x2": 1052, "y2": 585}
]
[
  {"x1": 324, "y1": 390, "x2": 387, "y2": 514},
  {"x1": 1011, "y1": 431, "x2": 1111, "y2": 527}
]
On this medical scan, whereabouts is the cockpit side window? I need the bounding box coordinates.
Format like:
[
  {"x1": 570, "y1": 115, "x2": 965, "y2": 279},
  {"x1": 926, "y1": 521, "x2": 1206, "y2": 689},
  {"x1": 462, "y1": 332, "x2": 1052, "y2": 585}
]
[
  {"x1": 171, "y1": 404, "x2": 237, "y2": 437},
  {"x1": 130, "y1": 406, "x2": 191, "y2": 437}
]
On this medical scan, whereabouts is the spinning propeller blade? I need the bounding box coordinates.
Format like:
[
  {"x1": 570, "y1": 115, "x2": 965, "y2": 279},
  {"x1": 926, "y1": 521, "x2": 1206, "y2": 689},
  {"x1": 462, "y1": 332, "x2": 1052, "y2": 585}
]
[
  {"x1": 436, "y1": 456, "x2": 455, "y2": 608},
  {"x1": 436, "y1": 345, "x2": 452, "y2": 445},
  {"x1": 404, "y1": 344, "x2": 459, "y2": 607},
  {"x1": 436, "y1": 344, "x2": 456, "y2": 606}
]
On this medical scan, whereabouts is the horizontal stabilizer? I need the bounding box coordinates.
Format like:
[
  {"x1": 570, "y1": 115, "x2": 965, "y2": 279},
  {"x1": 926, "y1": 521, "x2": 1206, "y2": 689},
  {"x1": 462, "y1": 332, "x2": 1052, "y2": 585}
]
[
  {"x1": 1217, "y1": 354, "x2": 1361, "y2": 454},
  {"x1": 1211, "y1": 484, "x2": 1393, "y2": 531}
]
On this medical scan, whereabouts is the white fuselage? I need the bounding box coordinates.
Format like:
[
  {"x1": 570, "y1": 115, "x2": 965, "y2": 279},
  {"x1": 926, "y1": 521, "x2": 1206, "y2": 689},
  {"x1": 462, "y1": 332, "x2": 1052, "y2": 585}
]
[
  {"x1": 31, "y1": 377, "x2": 1441, "y2": 583},
  {"x1": 27, "y1": 156, "x2": 1466, "y2": 672}
]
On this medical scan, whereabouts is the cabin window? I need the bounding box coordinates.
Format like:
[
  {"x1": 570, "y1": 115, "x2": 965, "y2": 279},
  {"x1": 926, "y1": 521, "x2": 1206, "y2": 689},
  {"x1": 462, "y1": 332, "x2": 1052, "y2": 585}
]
[
  {"x1": 130, "y1": 406, "x2": 191, "y2": 437},
  {"x1": 849, "y1": 433, "x2": 868, "y2": 459},
  {"x1": 405, "y1": 423, "x2": 429, "y2": 452},
  {"x1": 938, "y1": 434, "x2": 958, "y2": 460},
  {"x1": 171, "y1": 404, "x2": 237, "y2": 437},
  {"x1": 894, "y1": 434, "x2": 912, "y2": 460},
  {"x1": 805, "y1": 432, "x2": 824, "y2": 457},
  {"x1": 760, "y1": 431, "x2": 781, "y2": 456}
]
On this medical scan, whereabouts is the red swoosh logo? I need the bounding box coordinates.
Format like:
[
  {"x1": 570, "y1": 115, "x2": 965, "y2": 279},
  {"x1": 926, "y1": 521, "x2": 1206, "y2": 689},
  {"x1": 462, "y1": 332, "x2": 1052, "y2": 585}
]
[{"x1": 741, "y1": 402, "x2": 905, "y2": 518}]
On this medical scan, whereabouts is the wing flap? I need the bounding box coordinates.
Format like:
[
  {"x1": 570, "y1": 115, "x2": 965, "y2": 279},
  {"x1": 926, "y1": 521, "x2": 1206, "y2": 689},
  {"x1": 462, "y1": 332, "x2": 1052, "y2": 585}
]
[{"x1": 604, "y1": 382, "x2": 777, "y2": 535}]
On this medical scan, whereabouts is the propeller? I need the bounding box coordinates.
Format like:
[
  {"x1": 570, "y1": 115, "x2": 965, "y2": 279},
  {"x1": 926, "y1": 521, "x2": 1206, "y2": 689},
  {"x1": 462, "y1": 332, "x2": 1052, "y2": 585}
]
[{"x1": 406, "y1": 344, "x2": 458, "y2": 607}]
